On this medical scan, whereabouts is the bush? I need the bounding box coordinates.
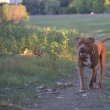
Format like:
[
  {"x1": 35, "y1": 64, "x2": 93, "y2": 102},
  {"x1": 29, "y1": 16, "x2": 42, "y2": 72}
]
[
  {"x1": 0, "y1": 4, "x2": 29, "y2": 24},
  {"x1": 0, "y1": 24, "x2": 78, "y2": 60}
]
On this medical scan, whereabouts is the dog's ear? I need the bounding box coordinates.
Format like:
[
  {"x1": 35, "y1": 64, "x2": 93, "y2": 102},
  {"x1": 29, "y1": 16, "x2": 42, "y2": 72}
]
[{"x1": 88, "y1": 37, "x2": 95, "y2": 43}]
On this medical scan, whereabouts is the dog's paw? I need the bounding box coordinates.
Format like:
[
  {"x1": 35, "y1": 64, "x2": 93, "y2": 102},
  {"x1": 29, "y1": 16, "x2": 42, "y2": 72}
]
[
  {"x1": 96, "y1": 85, "x2": 100, "y2": 89},
  {"x1": 79, "y1": 89, "x2": 84, "y2": 93},
  {"x1": 96, "y1": 83, "x2": 103, "y2": 89},
  {"x1": 88, "y1": 86, "x2": 93, "y2": 90},
  {"x1": 96, "y1": 85, "x2": 103, "y2": 89}
]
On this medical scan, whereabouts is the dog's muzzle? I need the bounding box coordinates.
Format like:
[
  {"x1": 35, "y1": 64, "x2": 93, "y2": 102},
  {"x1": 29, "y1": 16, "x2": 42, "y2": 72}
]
[
  {"x1": 78, "y1": 46, "x2": 88, "y2": 58},
  {"x1": 79, "y1": 52, "x2": 87, "y2": 58},
  {"x1": 79, "y1": 50, "x2": 88, "y2": 59}
]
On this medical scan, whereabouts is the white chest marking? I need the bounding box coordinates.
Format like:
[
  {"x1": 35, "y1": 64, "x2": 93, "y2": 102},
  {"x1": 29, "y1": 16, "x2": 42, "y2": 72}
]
[{"x1": 83, "y1": 54, "x2": 92, "y2": 67}]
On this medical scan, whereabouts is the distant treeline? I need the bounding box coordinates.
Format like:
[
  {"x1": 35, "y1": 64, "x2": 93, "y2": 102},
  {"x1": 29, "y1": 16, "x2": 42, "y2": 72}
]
[{"x1": 23, "y1": 0, "x2": 110, "y2": 15}]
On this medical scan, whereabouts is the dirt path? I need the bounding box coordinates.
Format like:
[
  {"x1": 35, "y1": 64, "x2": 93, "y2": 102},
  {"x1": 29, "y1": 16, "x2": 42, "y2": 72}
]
[
  {"x1": 1, "y1": 77, "x2": 110, "y2": 110},
  {"x1": 38, "y1": 88, "x2": 104, "y2": 110},
  {"x1": 36, "y1": 69, "x2": 110, "y2": 110}
]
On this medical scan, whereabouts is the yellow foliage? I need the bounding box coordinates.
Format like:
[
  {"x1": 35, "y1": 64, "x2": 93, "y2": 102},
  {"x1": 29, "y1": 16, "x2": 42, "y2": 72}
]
[
  {"x1": 105, "y1": 0, "x2": 110, "y2": 5},
  {"x1": 1, "y1": 4, "x2": 29, "y2": 24}
]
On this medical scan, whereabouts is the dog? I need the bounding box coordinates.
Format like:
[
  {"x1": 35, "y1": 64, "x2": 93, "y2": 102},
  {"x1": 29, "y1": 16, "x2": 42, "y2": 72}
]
[{"x1": 76, "y1": 37, "x2": 110, "y2": 92}]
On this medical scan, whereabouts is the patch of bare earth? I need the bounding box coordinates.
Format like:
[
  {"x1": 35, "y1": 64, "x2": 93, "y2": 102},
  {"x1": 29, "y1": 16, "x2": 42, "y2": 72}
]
[{"x1": 36, "y1": 59, "x2": 110, "y2": 110}]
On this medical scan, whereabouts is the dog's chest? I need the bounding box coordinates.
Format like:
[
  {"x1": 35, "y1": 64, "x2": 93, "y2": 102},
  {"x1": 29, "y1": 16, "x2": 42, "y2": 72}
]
[{"x1": 83, "y1": 54, "x2": 92, "y2": 67}]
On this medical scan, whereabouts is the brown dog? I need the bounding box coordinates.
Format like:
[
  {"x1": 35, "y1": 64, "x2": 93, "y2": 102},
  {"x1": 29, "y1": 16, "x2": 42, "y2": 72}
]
[{"x1": 76, "y1": 37, "x2": 110, "y2": 92}]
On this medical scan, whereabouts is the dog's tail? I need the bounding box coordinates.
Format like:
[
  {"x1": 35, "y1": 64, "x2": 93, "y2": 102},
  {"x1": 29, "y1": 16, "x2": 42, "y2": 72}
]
[{"x1": 101, "y1": 37, "x2": 110, "y2": 43}]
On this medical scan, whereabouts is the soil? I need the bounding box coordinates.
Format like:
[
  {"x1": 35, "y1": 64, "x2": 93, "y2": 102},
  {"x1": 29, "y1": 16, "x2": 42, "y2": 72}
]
[
  {"x1": 36, "y1": 77, "x2": 110, "y2": 110},
  {"x1": 36, "y1": 64, "x2": 110, "y2": 110},
  {"x1": 1, "y1": 78, "x2": 110, "y2": 110}
]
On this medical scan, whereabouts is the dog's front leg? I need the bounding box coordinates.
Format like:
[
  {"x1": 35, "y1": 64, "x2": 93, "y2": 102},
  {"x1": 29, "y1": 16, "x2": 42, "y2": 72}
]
[
  {"x1": 77, "y1": 66, "x2": 84, "y2": 92},
  {"x1": 89, "y1": 66, "x2": 98, "y2": 89}
]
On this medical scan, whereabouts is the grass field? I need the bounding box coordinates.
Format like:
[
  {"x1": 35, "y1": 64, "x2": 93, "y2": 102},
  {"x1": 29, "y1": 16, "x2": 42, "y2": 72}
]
[
  {"x1": 0, "y1": 55, "x2": 75, "y2": 86},
  {"x1": 29, "y1": 14, "x2": 110, "y2": 38},
  {"x1": 0, "y1": 55, "x2": 76, "y2": 109},
  {"x1": 0, "y1": 14, "x2": 110, "y2": 109}
]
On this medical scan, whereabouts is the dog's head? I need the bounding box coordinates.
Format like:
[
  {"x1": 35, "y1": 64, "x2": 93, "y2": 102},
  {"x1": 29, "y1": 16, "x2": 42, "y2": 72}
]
[{"x1": 76, "y1": 37, "x2": 95, "y2": 59}]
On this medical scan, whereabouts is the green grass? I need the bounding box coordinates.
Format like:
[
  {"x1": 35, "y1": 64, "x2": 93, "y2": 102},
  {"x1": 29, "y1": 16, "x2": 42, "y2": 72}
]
[
  {"x1": 0, "y1": 55, "x2": 76, "y2": 107},
  {"x1": 28, "y1": 14, "x2": 110, "y2": 38},
  {"x1": 0, "y1": 55, "x2": 76, "y2": 87}
]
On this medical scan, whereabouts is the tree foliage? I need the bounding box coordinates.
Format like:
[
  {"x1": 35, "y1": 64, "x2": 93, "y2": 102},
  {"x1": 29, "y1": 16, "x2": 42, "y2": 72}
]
[
  {"x1": 23, "y1": 0, "x2": 108, "y2": 15},
  {"x1": 0, "y1": 4, "x2": 29, "y2": 24},
  {"x1": 45, "y1": 0, "x2": 60, "y2": 14},
  {"x1": 71, "y1": 0, "x2": 105, "y2": 13},
  {"x1": 92, "y1": 0, "x2": 105, "y2": 13},
  {"x1": 105, "y1": 0, "x2": 110, "y2": 5},
  {"x1": 23, "y1": 0, "x2": 46, "y2": 15}
]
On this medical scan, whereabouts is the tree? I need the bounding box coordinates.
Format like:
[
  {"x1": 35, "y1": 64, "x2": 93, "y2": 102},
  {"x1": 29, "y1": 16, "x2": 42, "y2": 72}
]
[
  {"x1": 70, "y1": 0, "x2": 105, "y2": 13},
  {"x1": 59, "y1": 0, "x2": 76, "y2": 14},
  {"x1": 60, "y1": 0, "x2": 70, "y2": 7},
  {"x1": 23, "y1": 0, "x2": 46, "y2": 15},
  {"x1": 22, "y1": 0, "x2": 105, "y2": 14},
  {"x1": 45, "y1": 0, "x2": 60, "y2": 14},
  {"x1": 104, "y1": 0, "x2": 110, "y2": 12},
  {"x1": 0, "y1": 4, "x2": 29, "y2": 24},
  {"x1": 105, "y1": 0, "x2": 110, "y2": 5},
  {"x1": 92, "y1": 0, "x2": 105, "y2": 13},
  {"x1": 70, "y1": 0, "x2": 87, "y2": 13}
]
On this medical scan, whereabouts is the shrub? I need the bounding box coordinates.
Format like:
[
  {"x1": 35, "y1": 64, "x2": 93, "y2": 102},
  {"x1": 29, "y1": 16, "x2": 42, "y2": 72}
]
[
  {"x1": 0, "y1": 4, "x2": 29, "y2": 24},
  {"x1": 0, "y1": 24, "x2": 78, "y2": 60}
]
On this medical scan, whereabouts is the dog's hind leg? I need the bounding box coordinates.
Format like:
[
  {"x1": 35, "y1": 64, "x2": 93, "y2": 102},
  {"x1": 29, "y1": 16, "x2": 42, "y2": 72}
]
[
  {"x1": 93, "y1": 66, "x2": 98, "y2": 83},
  {"x1": 89, "y1": 73, "x2": 94, "y2": 89},
  {"x1": 98, "y1": 48, "x2": 106, "y2": 88}
]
